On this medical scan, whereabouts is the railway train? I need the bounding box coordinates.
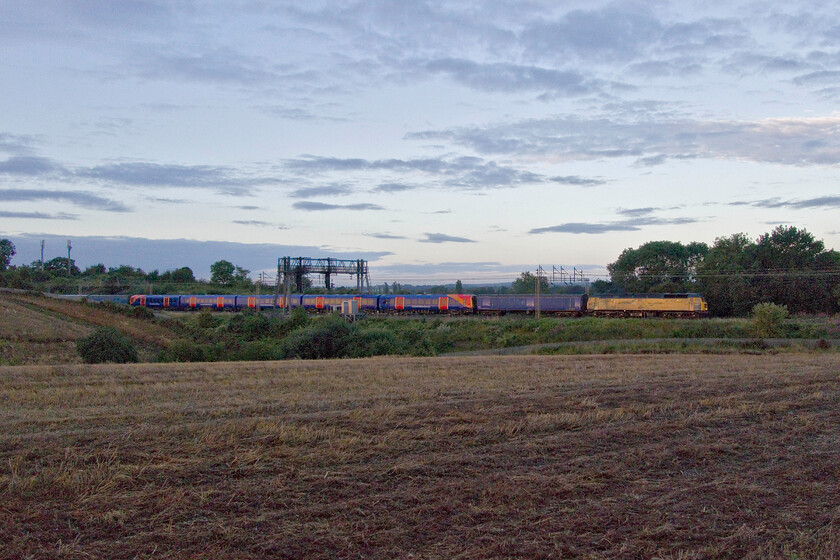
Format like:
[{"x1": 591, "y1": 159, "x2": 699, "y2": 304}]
[{"x1": 123, "y1": 292, "x2": 709, "y2": 318}]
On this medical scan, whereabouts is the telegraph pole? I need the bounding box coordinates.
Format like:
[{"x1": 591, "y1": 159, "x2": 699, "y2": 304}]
[
  {"x1": 40, "y1": 240, "x2": 45, "y2": 271},
  {"x1": 255, "y1": 275, "x2": 261, "y2": 313},
  {"x1": 535, "y1": 265, "x2": 543, "y2": 320}
]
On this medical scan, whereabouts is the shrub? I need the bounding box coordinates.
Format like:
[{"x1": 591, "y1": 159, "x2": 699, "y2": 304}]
[
  {"x1": 242, "y1": 313, "x2": 271, "y2": 340},
  {"x1": 237, "y1": 339, "x2": 282, "y2": 361},
  {"x1": 158, "y1": 339, "x2": 207, "y2": 362},
  {"x1": 347, "y1": 329, "x2": 405, "y2": 357},
  {"x1": 752, "y1": 302, "x2": 789, "y2": 338},
  {"x1": 76, "y1": 327, "x2": 139, "y2": 364},
  {"x1": 196, "y1": 310, "x2": 218, "y2": 329},
  {"x1": 127, "y1": 305, "x2": 155, "y2": 320},
  {"x1": 279, "y1": 316, "x2": 353, "y2": 359}
]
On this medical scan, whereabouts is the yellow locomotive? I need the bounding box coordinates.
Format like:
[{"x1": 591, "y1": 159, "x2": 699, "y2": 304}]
[{"x1": 586, "y1": 293, "x2": 708, "y2": 318}]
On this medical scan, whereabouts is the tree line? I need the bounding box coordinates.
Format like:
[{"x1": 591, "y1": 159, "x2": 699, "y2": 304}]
[
  {"x1": 2, "y1": 225, "x2": 839, "y2": 315},
  {"x1": 604, "y1": 226, "x2": 840, "y2": 315},
  {"x1": 0, "y1": 244, "x2": 255, "y2": 295}
]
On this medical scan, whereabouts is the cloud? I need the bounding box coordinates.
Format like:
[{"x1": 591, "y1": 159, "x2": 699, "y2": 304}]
[
  {"x1": 258, "y1": 106, "x2": 349, "y2": 122},
  {"x1": 0, "y1": 189, "x2": 130, "y2": 212},
  {"x1": 365, "y1": 232, "x2": 408, "y2": 240},
  {"x1": 288, "y1": 185, "x2": 353, "y2": 198},
  {"x1": 422, "y1": 58, "x2": 602, "y2": 96},
  {"x1": 285, "y1": 155, "x2": 544, "y2": 190},
  {"x1": 420, "y1": 232, "x2": 476, "y2": 243},
  {"x1": 616, "y1": 207, "x2": 658, "y2": 217},
  {"x1": 733, "y1": 196, "x2": 840, "y2": 210},
  {"x1": 232, "y1": 220, "x2": 288, "y2": 228},
  {"x1": 77, "y1": 162, "x2": 276, "y2": 194},
  {"x1": 0, "y1": 156, "x2": 61, "y2": 176},
  {"x1": 413, "y1": 116, "x2": 840, "y2": 167},
  {"x1": 292, "y1": 201, "x2": 384, "y2": 211},
  {"x1": 793, "y1": 70, "x2": 840, "y2": 86},
  {"x1": 449, "y1": 161, "x2": 542, "y2": 188},
  {"x1": 521, "y1": 5, "x2": 663, "y2": 63},
  {"x1": 0, "y1": 133, "x2": 38, "y2": 155},
  {"x1": 286, "y1": 155, "x2": 447, "y2": 174},
  {"x1": 0, "y1": 210, "x2": 78, "y2": 220},
  {"x1": 549, "y1": 175, "x2": 606, "y2": 187},
  {"x1": 372, "y1": 183, "x2": 417, "y2": 193},
  {"x1": 529, "y1": 216, "x2": 698, "y2": 235}
]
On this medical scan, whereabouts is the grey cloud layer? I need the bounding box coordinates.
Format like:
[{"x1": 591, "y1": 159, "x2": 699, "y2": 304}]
[
  {"x1": 0, "y1": 210, "x2": 78, "y2": 220},
  {"x1": 6, "y1": 2, "x2": 840, "y2": 103},
  {"x1": 412, "y1": 116, "x2": 840, "y2": 166},
  {"x1": 733, "y1": 196, "x2": 840, "y2": 210},
  {"x1": 285, "y1": 155, "x2": 545, "y2": 190},
  {"x1": 292, "y1": 201, "x2": 384, "y2": 211},
  {"x1": 421, "y1": 233, "x2": 476, "y2": 243},
  {"x1": 0, "y1": 189, "x2": 130, "y2": 212},
  {"x1": 530, "y1": 216, "x2": 699, "y2": 235},
  {"x1": 1, "y1": 153, "x2": 283, "y2": 197},
  {"x1": 421, "y1": 58, "x2": 606, "y2": 96}
]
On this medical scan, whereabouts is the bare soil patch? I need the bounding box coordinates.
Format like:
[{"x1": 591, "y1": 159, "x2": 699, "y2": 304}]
[{"x1": 1, "y1": 354, "x2": 839, "y2": 559}]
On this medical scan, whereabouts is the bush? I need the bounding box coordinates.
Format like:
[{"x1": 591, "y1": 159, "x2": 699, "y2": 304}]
[
  {"x1": 346, "y1": 329, "x2": 405, "y2": 357},
  {"x1": 752, "y1": 302, "x2": 789, "y2": 337},
  {"x1": 158, "y1": 339, "x2": 207, "y2": 362},
  {"x1": 127, "y1": 305, "x2": 155, "y2": 320},
  {"x1": 242, "y1": 313, "x2": 272, "y2": 340},
  {"x1": 237, "y1": 339, "x2": 282, "y2": 361},
  {"x1": 76, "y1": 327, "x2": 139, "y2": 364},
  {"x1": 279, "y1": 316, "x2": 353, "y2": 359},
  {"x1": 196, "y1": 309, "x2": 218, "y2": 329}
]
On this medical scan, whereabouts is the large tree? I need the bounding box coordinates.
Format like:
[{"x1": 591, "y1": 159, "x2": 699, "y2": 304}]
[
  {"x1": 0, "y1": 239, "x2": 16, "y2": 271},
  {"x1": 211, "y1": 260, "x2": 236, "y2": 285},
  {"x1": 607, "y1": 240, "x2": 709, "y2": 293},
  {"x1": 750, "y1": 226, "x2": 839, "y2": 313},
  {"x1": 161, "y1": 267, "x2": 195, "y2": 284},
  {"x1": 512, "y1": 271, "x2": 551, "y2": 294},
  {"x1": 695, "y1": 233, "x2": 755, "y2": 316},
  {"x1": 698, "y1": 226, "x2": 840, "y2": 315}
]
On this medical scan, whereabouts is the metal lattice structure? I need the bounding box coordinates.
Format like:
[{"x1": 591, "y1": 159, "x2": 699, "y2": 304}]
[{"x1": 274, "y1": 257, "x2": 371, "y2": 313}]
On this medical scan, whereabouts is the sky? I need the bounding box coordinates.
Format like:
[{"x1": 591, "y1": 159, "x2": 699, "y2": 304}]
[{"x1": 2, "y1": 0, "x2": 840, "y2": 285}]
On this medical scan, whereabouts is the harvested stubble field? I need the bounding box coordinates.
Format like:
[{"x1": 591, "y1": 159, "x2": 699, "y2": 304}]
[
  {"x1": 2, "y1": 354, "x2": 839, "y2": 559},
  {"x1": 0, "y1": 296, "x2": 93, "y2": 365},
  {"x1": 0, "y1": 292, "x2": 177, "y2": 364}
]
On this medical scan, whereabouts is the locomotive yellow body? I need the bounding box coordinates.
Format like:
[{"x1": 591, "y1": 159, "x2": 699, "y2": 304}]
[{"x1": 586, "y1": 293, "x2": 708, "y2": 318}]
